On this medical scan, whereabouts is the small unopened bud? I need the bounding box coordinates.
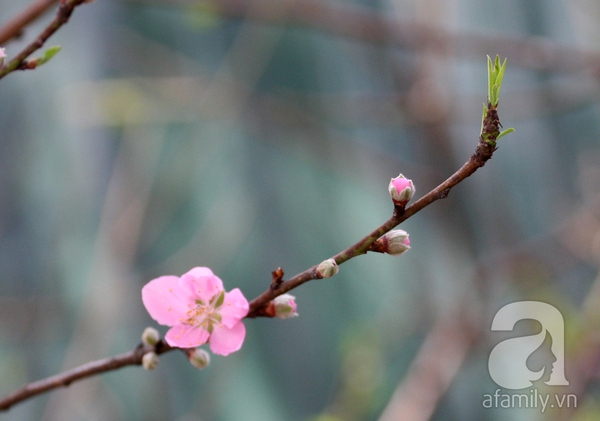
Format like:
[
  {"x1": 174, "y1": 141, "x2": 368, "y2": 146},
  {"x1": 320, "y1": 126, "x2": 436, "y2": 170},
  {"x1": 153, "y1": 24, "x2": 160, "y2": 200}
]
[
  {"x1": 388, "y1": 174, "x2": 415, "y2": 206},
  {"x1": 0, "y1": 47, "x2": 6, "y2": 67},
  {"x1": 273, "y1": 294, "x2": 298, "y2": 319},
  {"x1": 142, "y1": 352, "x2": 159, "y2": 370},
  {"x1": 384, "y1": 230, "x2": 411, "y2": 256},
  {"x1": 188, "y1": 348, "x2": 211, "y2": 369},
  {"x1": 316, "y1": 258, "x2": 339, "y2": 278},
  {"x1": 142, "y1": 327, "x2": 160, "y2": 346}
]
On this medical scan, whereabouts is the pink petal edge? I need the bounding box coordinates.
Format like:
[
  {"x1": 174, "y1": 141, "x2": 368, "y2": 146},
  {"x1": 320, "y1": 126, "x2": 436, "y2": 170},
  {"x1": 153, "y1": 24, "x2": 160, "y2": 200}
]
[
  {"x1": 209, "y1": 322, "x2": 246, "y2": 356},
  {"x1": 179, "y1": 267, "x2": 224, "y2": 302},
  {"x1": 219, "y1": 288, "x2": 250, "y2": 328}
]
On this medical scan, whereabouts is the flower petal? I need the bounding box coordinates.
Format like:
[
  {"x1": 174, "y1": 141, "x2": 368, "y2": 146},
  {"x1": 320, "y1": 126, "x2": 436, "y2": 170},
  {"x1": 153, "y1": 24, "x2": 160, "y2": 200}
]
[
  {"x1": 165, "y1": 324, "x2": 210, "y2": 348},
  {"x1": 209, "y1": 322, "x2": 246, "y2": 356},
  {"x1": 179, "y1": 267, "x2": 224, "y2": 302},
  {"x1": 219, "y1": 288, "x2": 249, "y2": 328},
  {"x1": 142, "y1": 276, "x2": 189, "y2": 326}
]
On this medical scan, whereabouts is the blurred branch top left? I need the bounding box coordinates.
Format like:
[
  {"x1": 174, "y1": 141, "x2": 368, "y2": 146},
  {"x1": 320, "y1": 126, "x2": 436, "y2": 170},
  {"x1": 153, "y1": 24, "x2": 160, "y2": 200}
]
[{"x1": 0, "y1": 0, "x2": 90, "y2": 80}]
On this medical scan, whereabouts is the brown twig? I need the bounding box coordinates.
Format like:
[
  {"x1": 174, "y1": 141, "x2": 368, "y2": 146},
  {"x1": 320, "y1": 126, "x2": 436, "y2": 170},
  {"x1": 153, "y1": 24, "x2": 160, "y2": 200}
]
[
  {"x1": 0, "y1": 119, "x2": 502, "y2": 410},
  {"x1": 0, "y1": 87, "x2": 505, "y2": 411},
  {"x1": 0, "y1": 340, "x2": 177, "y2": 411},
  {"x1": 0, "y1": 0, "x2": 59, "y2": 45},
  {"x1": 0, "y1": 0, "x2": 88, "y2": 80},
  {"x1": 246, "y1": 126, "x2": 497, "y2": 316},
  {"x1": 0, "y1": 135, "x2": 498, "y2": 410}
]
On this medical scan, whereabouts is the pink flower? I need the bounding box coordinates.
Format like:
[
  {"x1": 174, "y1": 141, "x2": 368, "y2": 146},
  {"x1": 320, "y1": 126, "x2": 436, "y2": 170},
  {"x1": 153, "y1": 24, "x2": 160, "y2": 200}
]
[{"x1": 142, "y1": 267, "x2": 249, "y2": 355}]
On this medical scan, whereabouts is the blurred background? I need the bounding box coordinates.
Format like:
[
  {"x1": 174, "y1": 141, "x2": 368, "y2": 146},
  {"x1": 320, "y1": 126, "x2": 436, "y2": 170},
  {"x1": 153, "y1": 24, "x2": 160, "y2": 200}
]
[{"x1": 1, "y1": 0, "x2": 600, "y2": 419}]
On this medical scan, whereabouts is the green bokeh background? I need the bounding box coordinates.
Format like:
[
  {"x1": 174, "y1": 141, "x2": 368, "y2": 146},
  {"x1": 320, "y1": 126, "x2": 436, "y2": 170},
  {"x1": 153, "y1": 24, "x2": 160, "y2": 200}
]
[{"x1": 1, "y1": 0, "x2": 600, "y2": 420}]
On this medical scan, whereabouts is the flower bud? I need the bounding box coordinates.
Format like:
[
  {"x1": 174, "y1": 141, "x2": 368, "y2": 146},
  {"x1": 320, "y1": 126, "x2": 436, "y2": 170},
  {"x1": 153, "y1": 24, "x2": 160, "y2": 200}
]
[
  {"x1": 141, "y1": 327, "x2": 160, "y2": 346},
  {"x1": 273, "y1": 294, "x2": 298, "y2": 319},
  {"x1": 188, "y1": 348, "x2": 211, "y2": 369},
  {"x1": 0, "y1": 47, "x2": 5, "y2": 67},
  {"x1": 142, "y1": 352, "x2": 159, "y2": 370},
  {"x1": 316, "y1": 258, "x2": 339, "y2": 278},
  {"x1": 384, "y1": 230, "x2": 411, "y2": 256},
  {"x1": 388, "y1": 174, "x2": 415, "y2": 206}
]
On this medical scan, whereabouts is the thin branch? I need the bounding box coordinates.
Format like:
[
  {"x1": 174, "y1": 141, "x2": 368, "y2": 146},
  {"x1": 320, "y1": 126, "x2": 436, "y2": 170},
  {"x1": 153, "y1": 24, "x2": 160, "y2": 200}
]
[
  {"x1": 0, "y1": 0, "x2": 88, "y2": 80},
  {"x1": 0, "y1": 126, "x2": 501, "y2": 411},
  {"x1": 0, "y1": 97, "x2": 506, "y2": 411},
  {"x1": 247, "y1": 124, "x2": 498, "y2": 316},
  {"x1": 0, "y1": 0, "x2": 59, "y2": 45},
  {"x1": 0, "y1": 341, "x2": 177, "y2": 411},
  {"x1": 0, "y1": 136, "x2": 495, "y2": 410}
]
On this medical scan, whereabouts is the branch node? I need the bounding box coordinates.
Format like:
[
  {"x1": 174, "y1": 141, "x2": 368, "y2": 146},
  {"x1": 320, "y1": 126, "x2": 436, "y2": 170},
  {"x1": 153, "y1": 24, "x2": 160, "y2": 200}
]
[
  {"x1": 270, "y1": 267, "x2": 284, "y2": 290},
  {"x1": 439, "y1": 188, "x2": 451, "y2": 199}
]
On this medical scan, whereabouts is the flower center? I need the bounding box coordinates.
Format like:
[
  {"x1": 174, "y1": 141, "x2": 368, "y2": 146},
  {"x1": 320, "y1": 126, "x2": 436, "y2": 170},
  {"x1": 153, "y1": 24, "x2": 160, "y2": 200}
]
[{"x1": 183, "y1": 291, "x2": 225, "y2": 332}]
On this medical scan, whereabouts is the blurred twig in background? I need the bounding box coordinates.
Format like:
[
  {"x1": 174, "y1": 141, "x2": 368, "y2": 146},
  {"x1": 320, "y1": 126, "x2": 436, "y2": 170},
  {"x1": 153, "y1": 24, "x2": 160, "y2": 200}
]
[
  {"x1": 125, "y1": 0, "x2": 600, "y2": 76},
  {"x1": 2, "y1": 0, "x2": 600, "y2": 419},
  {"x1": 0, "y1": 0, "x2": 58, "y2": 45}
]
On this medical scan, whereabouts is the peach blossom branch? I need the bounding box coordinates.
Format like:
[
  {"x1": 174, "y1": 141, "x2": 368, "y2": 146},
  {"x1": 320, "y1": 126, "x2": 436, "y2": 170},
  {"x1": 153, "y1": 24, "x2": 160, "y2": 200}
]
[
  {"x1": 0, "y1": 341, "x2": 177, "y2": 411},
  {"x1": 0, "y1": 99, "x2": 506, "y2": 412},
  {"x1": 247, "y1": 119, "x2": 498, "y2": 315}
]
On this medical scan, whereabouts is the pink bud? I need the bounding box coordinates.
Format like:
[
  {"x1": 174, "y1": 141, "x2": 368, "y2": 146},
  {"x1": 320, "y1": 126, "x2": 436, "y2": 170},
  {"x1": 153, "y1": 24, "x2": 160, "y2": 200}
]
[{"x1": 388, "y1": 174, "x2": 415, "y2": 206}]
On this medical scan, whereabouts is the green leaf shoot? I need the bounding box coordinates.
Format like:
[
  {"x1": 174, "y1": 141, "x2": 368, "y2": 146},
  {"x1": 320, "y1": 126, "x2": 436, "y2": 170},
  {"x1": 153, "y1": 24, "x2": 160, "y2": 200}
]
[
  {"x1": 497, "y1": 127, "x2": 516, "y2": 140},
  {"x1": 487, "y1": 55, "x2": 507, "y2": 107},
  {"x1": 37, "y1": 46, "x2": 62, "y2": 66}
]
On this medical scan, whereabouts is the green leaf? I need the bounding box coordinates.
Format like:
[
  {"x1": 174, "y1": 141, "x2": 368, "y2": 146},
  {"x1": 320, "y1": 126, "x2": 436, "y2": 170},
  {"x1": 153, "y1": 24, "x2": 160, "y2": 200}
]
[
  {"x1": 494, "y1": 58, "x2": 507, "y2": 105},
  {"x1": 481, "y1": 55, "x2": 511, "y2": 137},
  {"x1": 497, "y1": 127, "x2": 516, "y2": 140},
  {"x1": 487, "y1": 55, "x2": 494, "y2": 104},
  {"x1": 487, "y1": 55, "x2": 508, "y2": 106},
  {"x1": 37, "y1": 46, "x2": 62, "y2": 66},
  {"x1": 480, "y1": 103, "x2": 487, "y2": 136}
]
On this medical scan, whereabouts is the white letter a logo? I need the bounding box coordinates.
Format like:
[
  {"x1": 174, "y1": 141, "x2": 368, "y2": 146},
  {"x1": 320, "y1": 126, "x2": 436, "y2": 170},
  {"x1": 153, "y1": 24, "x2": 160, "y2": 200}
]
[{"x1": 488, "y1": 301, "x2": 569, "y2": 390}]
